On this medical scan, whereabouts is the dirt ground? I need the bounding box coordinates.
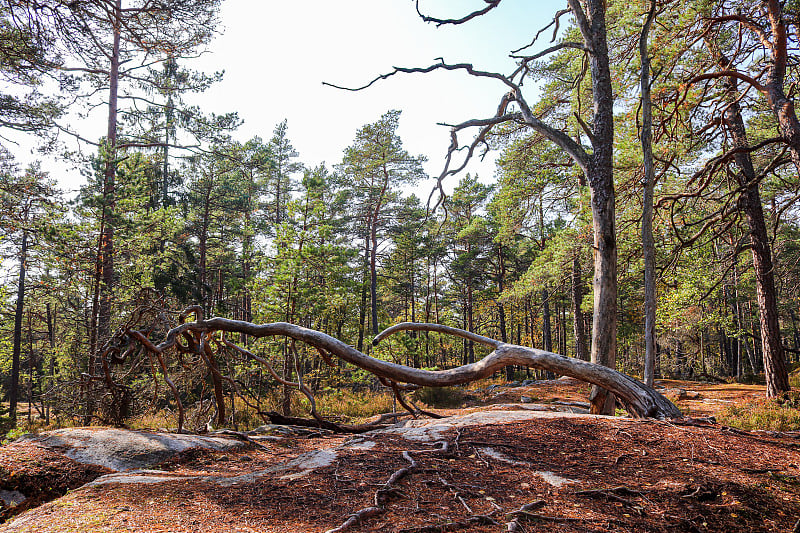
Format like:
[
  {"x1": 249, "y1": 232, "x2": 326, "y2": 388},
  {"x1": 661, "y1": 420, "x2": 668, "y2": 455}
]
[{"x1": 0, "y1": 379, "x2": 797, "y2": 532}]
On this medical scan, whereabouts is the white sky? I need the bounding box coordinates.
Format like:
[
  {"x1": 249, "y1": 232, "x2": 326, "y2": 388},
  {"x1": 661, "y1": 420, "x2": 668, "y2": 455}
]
[{"x1": 20, "y1": 0, "x2": 566, "y2": 196}]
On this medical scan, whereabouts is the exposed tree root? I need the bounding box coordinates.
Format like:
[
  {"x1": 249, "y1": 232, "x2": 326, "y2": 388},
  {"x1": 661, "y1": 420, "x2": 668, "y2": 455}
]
[
  {"x1": 325, "y1": 441, "x2": 452, "y2": 532},
  {"x1": 324, "y1": 449, "x2": 421, "y2": 532},
  {"x1": 576, "y1": 486, "x2": 646, "y2": 515},
  {"x1": 505, "y1": 500, "x2": 546, "y2": 531},
  {"x1": 324, "y1": 506, "x2": 383, "y2": 533},
  {"x1": 396, "y1": 514, "x2": 499, "y2": 532}
]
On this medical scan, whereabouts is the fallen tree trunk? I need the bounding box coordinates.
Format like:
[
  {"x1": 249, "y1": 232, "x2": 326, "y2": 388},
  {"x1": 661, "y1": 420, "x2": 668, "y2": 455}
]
[{"x1": 142, "y1": 316, "x2": 680, "y2": 424}]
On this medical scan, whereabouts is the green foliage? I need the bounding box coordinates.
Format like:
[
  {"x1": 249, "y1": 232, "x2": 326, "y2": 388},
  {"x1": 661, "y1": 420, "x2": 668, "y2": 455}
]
[
  {"x1": 0, "y1": 403, "x2": 15, "y2": 434},
  {"x1": 2, "y1": 1, "x2": 800, "y2": 432},
  {"x1": 2, "y1": 426, "x2": 27, "y2": 445}
]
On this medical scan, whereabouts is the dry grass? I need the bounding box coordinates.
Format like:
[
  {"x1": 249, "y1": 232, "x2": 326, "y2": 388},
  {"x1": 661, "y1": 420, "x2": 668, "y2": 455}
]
[
  {"x1": 125, "y1": 388, "x2": 398, "y2": 430},
  {"x1": 312, "y1": 389, "x2": 396, "y2": 421}
]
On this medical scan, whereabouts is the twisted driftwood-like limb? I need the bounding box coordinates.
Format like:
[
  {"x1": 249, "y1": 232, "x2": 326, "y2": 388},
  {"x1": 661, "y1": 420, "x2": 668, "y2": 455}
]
[
  {"x1": 127, "y1": 329, "x2": 186, "y2": 431},
  {"x1": 375, "y1": 323, "x2": 680, "y2": 419},
  {"x1": 144, "y1": 317, "x2": 679, "y2": 420}
]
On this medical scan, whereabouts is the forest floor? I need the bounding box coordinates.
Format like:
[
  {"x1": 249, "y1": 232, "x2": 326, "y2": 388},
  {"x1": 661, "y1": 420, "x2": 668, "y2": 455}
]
[{"x1": 0, "y1": 378, "x2": 797, "y2": 532}]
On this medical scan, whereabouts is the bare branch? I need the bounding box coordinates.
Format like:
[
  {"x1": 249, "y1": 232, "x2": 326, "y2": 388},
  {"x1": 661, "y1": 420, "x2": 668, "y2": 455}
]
[
  {"x1": 657, "y1": 136, "x2": 786, "y2": 208},
  {"x1": 511, "y1": 42, "x2": 590, "y2": 63},
  {"x1": 322, "y1": 60, "x2": 516, "y2": 92},
  {"x1": 126, "y1": 329, "x2": 185, "y2": 431},
  {"x1": 565, "y1": 0, "x2": 592, "y2": 47},
  {"x1": 374, "y1": 322, "x2": 501, "y2": 349},
  {"x1": 428, "y1": 106, "x2": 522, "y2": 210},
  {"x1": 515, "y1": 96, "x2": 590, "y2": 172},
  {"x1": 52, "y1": 121, "x2": 101, "y2": 147},
  {"x1": 415, "y1": 0, "x2": 501, "y2": 27},
  {"x1": 688, "y1": 69, "x2": 768, "y2": 94},
  {"x1": 512, "y1": 9, "x2": 571, "y2": 53},
  {"x1": 573, "y1": 111, "x2": 595, "y2": 144},
  {"x1": 704, "y1": 14, "x2": 773, "y2": 53}
]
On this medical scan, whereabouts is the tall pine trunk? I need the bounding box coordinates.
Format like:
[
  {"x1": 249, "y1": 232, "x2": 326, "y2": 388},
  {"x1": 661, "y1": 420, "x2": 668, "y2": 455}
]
[
  {"x1": 567, "y1": 0, "x2": 618, "y2": 415},
  {"x1": 710, "y1": 40, "x2": 790, "y2": 397},
  {"x1": 370, "y1": 218, "x2": 379, "y2": 335},
  {"x1": 356, "y1": 226, "x2": 369, "y2": 352},
  {"x1": 640, "y1": 0, "x2": 657, "y2": 386},
  {"x1": 10, "y1": 230, "x2": 27, "y2": 423},
  {"x1": 97, "y1": 0, "x2": 122, "y2": 347}
]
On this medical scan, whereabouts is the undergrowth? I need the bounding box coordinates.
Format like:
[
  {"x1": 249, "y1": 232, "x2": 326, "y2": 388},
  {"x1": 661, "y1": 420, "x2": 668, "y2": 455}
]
[
  {"x1": 306, "y1": 389, "x2": 395, "y2": 421},
  {"x1": 412, "y1": 386, "x2": 466, "y2": 408},
  {"x1": 718, "y1": 391, "x2": 800, "y2": 431},
  {"x1": 125, "y1": 388, "x2": 399, "y2": 431}
]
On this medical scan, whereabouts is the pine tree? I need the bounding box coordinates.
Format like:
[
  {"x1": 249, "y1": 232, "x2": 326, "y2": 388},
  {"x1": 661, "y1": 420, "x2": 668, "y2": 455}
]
[{"x1": 338, "y1": 110, "x2": 426, "y2": 340}]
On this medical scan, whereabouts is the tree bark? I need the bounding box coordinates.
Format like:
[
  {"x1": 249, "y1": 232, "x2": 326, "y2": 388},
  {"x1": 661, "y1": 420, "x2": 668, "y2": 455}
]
[
  {"x1": 356, "y1": 227, "x2": 370, "y2": 352},
  {"x1": 542, "y1": 288, "x2": 552, "y2": 353},
  {"x1": 741, "y1": 181, "x2": 789, "y2": 396},
  {"x1": 199, "y1": 184, "x2": 211, "y2": 312},
  {"x1": 370, "y1": 219, "x2": 379, "y2": 335},
  {"x1": 45, "y1": 301, "x2": 55, "y2": 424},
  {"x1": 572, "y1": 0, "x2": 618, "y2": 415},
  {"x1": 640, "y1": 0, "x2": 657, "y2": 387},
  {"x1": 710, "y1": 40, "x2": 790, "y2": 397},
  {"x1": 466, "y1": 274, "x2": 475, "y2": 365},
  {"x1": 370, "y1": 165, "x2": 391, "y2": 336},
  {"x1": 10, "y1": 230, "x2": 27, "y2": 423},
  {"x1": 97, "y1": 0, "x2": 122, "y2": 346}
]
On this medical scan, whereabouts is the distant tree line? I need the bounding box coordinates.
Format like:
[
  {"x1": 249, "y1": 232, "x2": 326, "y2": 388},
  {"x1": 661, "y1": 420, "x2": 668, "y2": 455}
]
[{"x1": 0, "y1": 0, "x2": 798, "y2": 426}]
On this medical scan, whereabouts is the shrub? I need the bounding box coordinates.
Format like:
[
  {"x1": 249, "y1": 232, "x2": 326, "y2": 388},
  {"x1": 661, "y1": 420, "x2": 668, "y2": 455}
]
[
  {"x1": 412, "y1": 387, "x2": 465, "y2": 409},
  {"x1": 718, "y1": 393, "x2": 800, "y2": 431}
]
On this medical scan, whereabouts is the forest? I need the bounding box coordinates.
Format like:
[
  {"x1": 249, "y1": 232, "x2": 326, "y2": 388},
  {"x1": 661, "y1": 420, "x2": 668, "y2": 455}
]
[{"x1": 0, "y1": 0, "x2": 799, "y2": 435}]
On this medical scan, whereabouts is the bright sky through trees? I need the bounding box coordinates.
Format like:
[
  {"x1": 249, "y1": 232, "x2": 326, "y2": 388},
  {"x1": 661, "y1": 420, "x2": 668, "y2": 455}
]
[
  {"x1": 37, "y1": 0, "x2": 563, "y2": 194},
  {"x1": 195, "y1": 1, "x2": 564, "y2": 191}
]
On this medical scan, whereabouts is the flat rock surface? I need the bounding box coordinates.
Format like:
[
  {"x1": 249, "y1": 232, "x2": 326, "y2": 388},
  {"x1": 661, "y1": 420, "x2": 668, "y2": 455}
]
[
  {"x1": 1, "y1": 408, "x2": 799, "y2": 532},
  {"x1": 379, "y1": 409, "x2": 611, "y2": 442},
  {"x1": 16, "y1": 427, "x2": 251, "y2": 471}
]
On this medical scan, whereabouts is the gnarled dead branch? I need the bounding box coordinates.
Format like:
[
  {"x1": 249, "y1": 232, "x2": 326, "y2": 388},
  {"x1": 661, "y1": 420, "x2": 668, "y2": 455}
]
[{"x1": 124, "y1": 315, "x2": 680, "y2": 433}]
